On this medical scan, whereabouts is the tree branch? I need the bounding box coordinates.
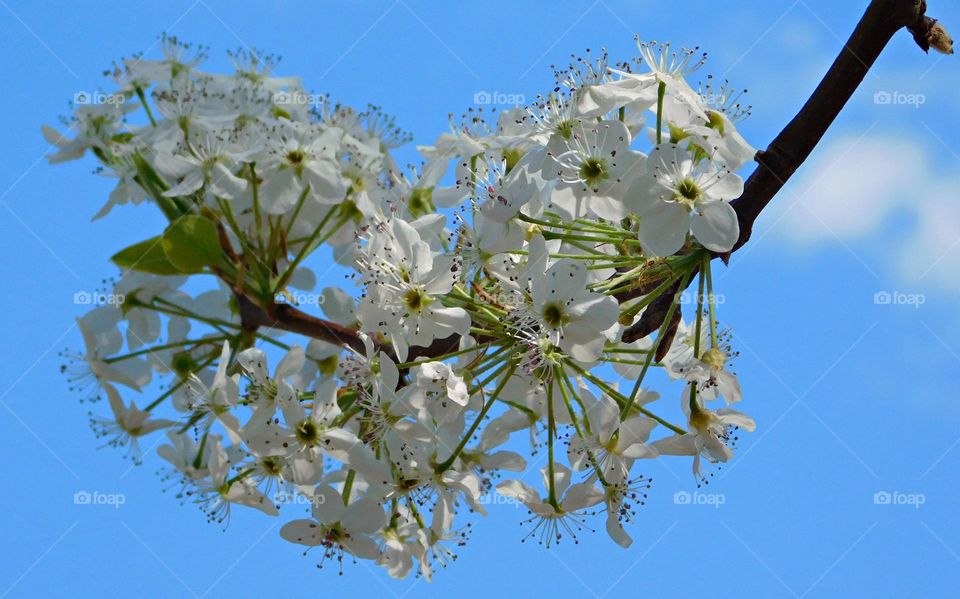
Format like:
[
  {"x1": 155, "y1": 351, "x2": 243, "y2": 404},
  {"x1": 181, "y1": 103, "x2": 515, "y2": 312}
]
[
  {"x1": 236, "y1": 292, "x2": 372, "y2": 355},
  {"x1": 234, "y1": 0, "x2": 948, "y2": 361},
  {"x1": 727, "y1": 0, "x2": 937, "y2": 257}
]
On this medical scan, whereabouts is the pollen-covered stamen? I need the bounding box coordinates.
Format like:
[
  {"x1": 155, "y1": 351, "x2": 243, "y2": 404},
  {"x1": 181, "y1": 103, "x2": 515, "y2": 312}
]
[
  {"x1": 635, "y1": 38, "x2": 707, "y2": 79},
  {"x1": 606, "y1": 475, "x2": 653, "y2": 528},
  {"x1": 60, "y1": 349, "x2": 104, "y2": 404},
  {"x1": 650, "y1": 148, "x2": 733, "y2": 208},
  {"x1": 339, "y1": 344, "x2": 376, "y2": 389},
  {"x1": 294, "y1": 523, "x2": 364, "y2": 576},
  {"x1": 422, "y1": 520, "x2": 473, "y2": 573},
  {"x1": 520, "y1": 510, "x2": 595, "y2": 547},
  {"x1": 528, "y1": 93, "x2": 579, "y2": 140},
  {"x1": 699, "y1": 76, "x2": 752, "y2": 123},
  {"x1": 502, "y1": 304, "x2": 552, "y2": 376},
  {"x1": 551, "y1": 122, "x2": 625, "y2": 193},
  {"x1": 89, "y1": 412, "x2": 144, "y2": 462},
  {"x1": 554, "y1": 47, "x2": 611, "y2": 91},
  {"x1": 356, "y1": 386, "x2": 389, "y2": 447},
  {"x1": 359, "y1": 103, "x2": 413, "y2": 149}
]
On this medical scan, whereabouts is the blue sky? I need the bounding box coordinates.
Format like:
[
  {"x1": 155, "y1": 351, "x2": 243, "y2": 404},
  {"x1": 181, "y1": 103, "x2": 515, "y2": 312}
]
[{"x1": 2, "y1": 0, "x2": 959, "y2": 597}]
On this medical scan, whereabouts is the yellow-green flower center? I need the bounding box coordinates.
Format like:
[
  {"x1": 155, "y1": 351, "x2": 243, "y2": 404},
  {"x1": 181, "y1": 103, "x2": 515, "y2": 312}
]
[
  {"x1": 296, "y1": 419, "x2": 320, "y2": 445},
  {"x1": 579, "y1": 157, "x2": 609, "y2": 187},
  {"x1": 403, "y1": 288, "x2": 430, "y2": 313},
  {"x1": 286, "y1": 149, "x2": 305, "y2": 166},
  {"x1": 674, "y1": 177, "x2": 701, "y2": 204},
  {"x1": 542, "y1": 302, "x2": 566, "y2": 328}
]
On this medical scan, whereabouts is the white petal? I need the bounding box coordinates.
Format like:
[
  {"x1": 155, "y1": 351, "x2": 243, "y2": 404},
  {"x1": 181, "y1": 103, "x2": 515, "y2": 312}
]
[
  {"x1": 260, "y1": 168, "x2": 303, "y2": 214},
  {"x1": 691, "y1": 200, "x2": 739, "y2": 252},
  {"x1": 279, "y1": 519, "x2": 325, "y2": 546},
  {"x1": 606, "y1": 511, "x2": 633, "y2": 548},
  {"x1": 588, "y1": 394, "x2": 620, "y2": 446},
  {"x1": 342, "y1": 496, "x2": 386, "y2": 534},
  {"x1": 496, "y1": 479, "x2": 539, "y2": 505},
  {"x1": 311, "y1": 484, "x2": 346, "y2": 524},
  {"x1": 561, "y1": 482, "x2": 605, "y2": 511},
  {"x1": 639, "y1": 200, "x2": 689, "y2": 257}
]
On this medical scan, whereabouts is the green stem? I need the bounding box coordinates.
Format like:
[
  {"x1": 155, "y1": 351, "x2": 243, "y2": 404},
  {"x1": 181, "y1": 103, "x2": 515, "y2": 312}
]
[
  {"x1": 656, "y1": 80, "x2": 666, "y2": 145},
  {"x1": 545, "y1": 373, "x2": 560, "y2": 509},
  {"x1": 103, "y1": 336, "x2": 227, "y2": 363},
  {"x1": 694, "y1": 268, "x2": 705, "y2": 359},
  {"x1": 436, "y1": 362, "x2": 516, "y2": 472},
  {"x1": 621, "y1": 268, "x2": 692, "y2": 417},
  {"x1": 135, "y1": 87, "x2": 157, "y2": 127},
  {"x1": 703, "y1": 254, "x2": 719, "y2": 347},
  {"x1": 342, "y1": 470, "x2": 356, "y2": 504},
  {"x1": 273, "y1": 206, "x2": 347, "y2": 294}
]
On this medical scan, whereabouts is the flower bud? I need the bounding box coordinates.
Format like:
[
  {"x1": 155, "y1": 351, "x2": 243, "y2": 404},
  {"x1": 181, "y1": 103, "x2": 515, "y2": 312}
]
[
  {"x1": 702, "y1": 347, "x2": 727, "y2": 369},
  {"x1": 929, "y1": 22, "x2": 954, "y2": 55}
]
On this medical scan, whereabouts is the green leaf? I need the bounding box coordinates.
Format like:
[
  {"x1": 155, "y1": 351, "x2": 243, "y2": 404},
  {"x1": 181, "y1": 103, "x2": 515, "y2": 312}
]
[
  {"x1": 111, "y1": 236, "x2": 181, "y2": 275},
  {"x1": 161, "y1": 215, "x2": 222, "y2": 273}
]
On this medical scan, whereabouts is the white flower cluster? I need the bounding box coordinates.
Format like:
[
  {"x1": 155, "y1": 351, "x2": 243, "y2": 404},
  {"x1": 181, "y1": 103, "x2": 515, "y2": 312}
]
[{"x1": 52, "y1": 37, "x2": 756, "y2": 579}]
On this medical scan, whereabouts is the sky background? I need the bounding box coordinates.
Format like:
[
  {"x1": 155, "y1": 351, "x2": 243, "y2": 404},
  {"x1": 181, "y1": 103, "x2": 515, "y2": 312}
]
[{"x1": 1, "y1": 0, "x2": 959, "y2": 597}]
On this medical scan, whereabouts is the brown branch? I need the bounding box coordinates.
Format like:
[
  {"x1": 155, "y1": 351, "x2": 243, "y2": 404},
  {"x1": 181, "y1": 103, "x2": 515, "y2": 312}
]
[
  {"x1": 727, "y1": 0, "x2": 937, "y2": 257},
  {"x1": 236, "y1": 292, "x2": 372, "y2": 356}
]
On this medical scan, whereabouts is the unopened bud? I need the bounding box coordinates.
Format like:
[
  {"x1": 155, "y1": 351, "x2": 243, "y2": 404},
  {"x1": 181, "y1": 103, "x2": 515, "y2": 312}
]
[
  {"x1": 702, "y1": 347, "x2": 727, "y2": 369},
  {"x1": 929, "y1": 21, "x2": 954, "y2": 55},
  {"x1": 910, "y1": 16, "x2": 954, "y2": 55}
]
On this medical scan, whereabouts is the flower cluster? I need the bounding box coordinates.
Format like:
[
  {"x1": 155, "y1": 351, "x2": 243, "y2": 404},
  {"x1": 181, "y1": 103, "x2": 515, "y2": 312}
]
[{"x1": 52, "y1": 36, "x2": 756, "y2": 579}]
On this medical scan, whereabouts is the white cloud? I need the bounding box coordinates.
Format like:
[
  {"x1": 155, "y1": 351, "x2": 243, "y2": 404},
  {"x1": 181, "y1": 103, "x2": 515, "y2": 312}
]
[
  {"x1": 779, "y1": 134, "x2": 929, "y2": 240},
  {"x1": 775, "y1": 133, "x2": 960, "y2": 294}
]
